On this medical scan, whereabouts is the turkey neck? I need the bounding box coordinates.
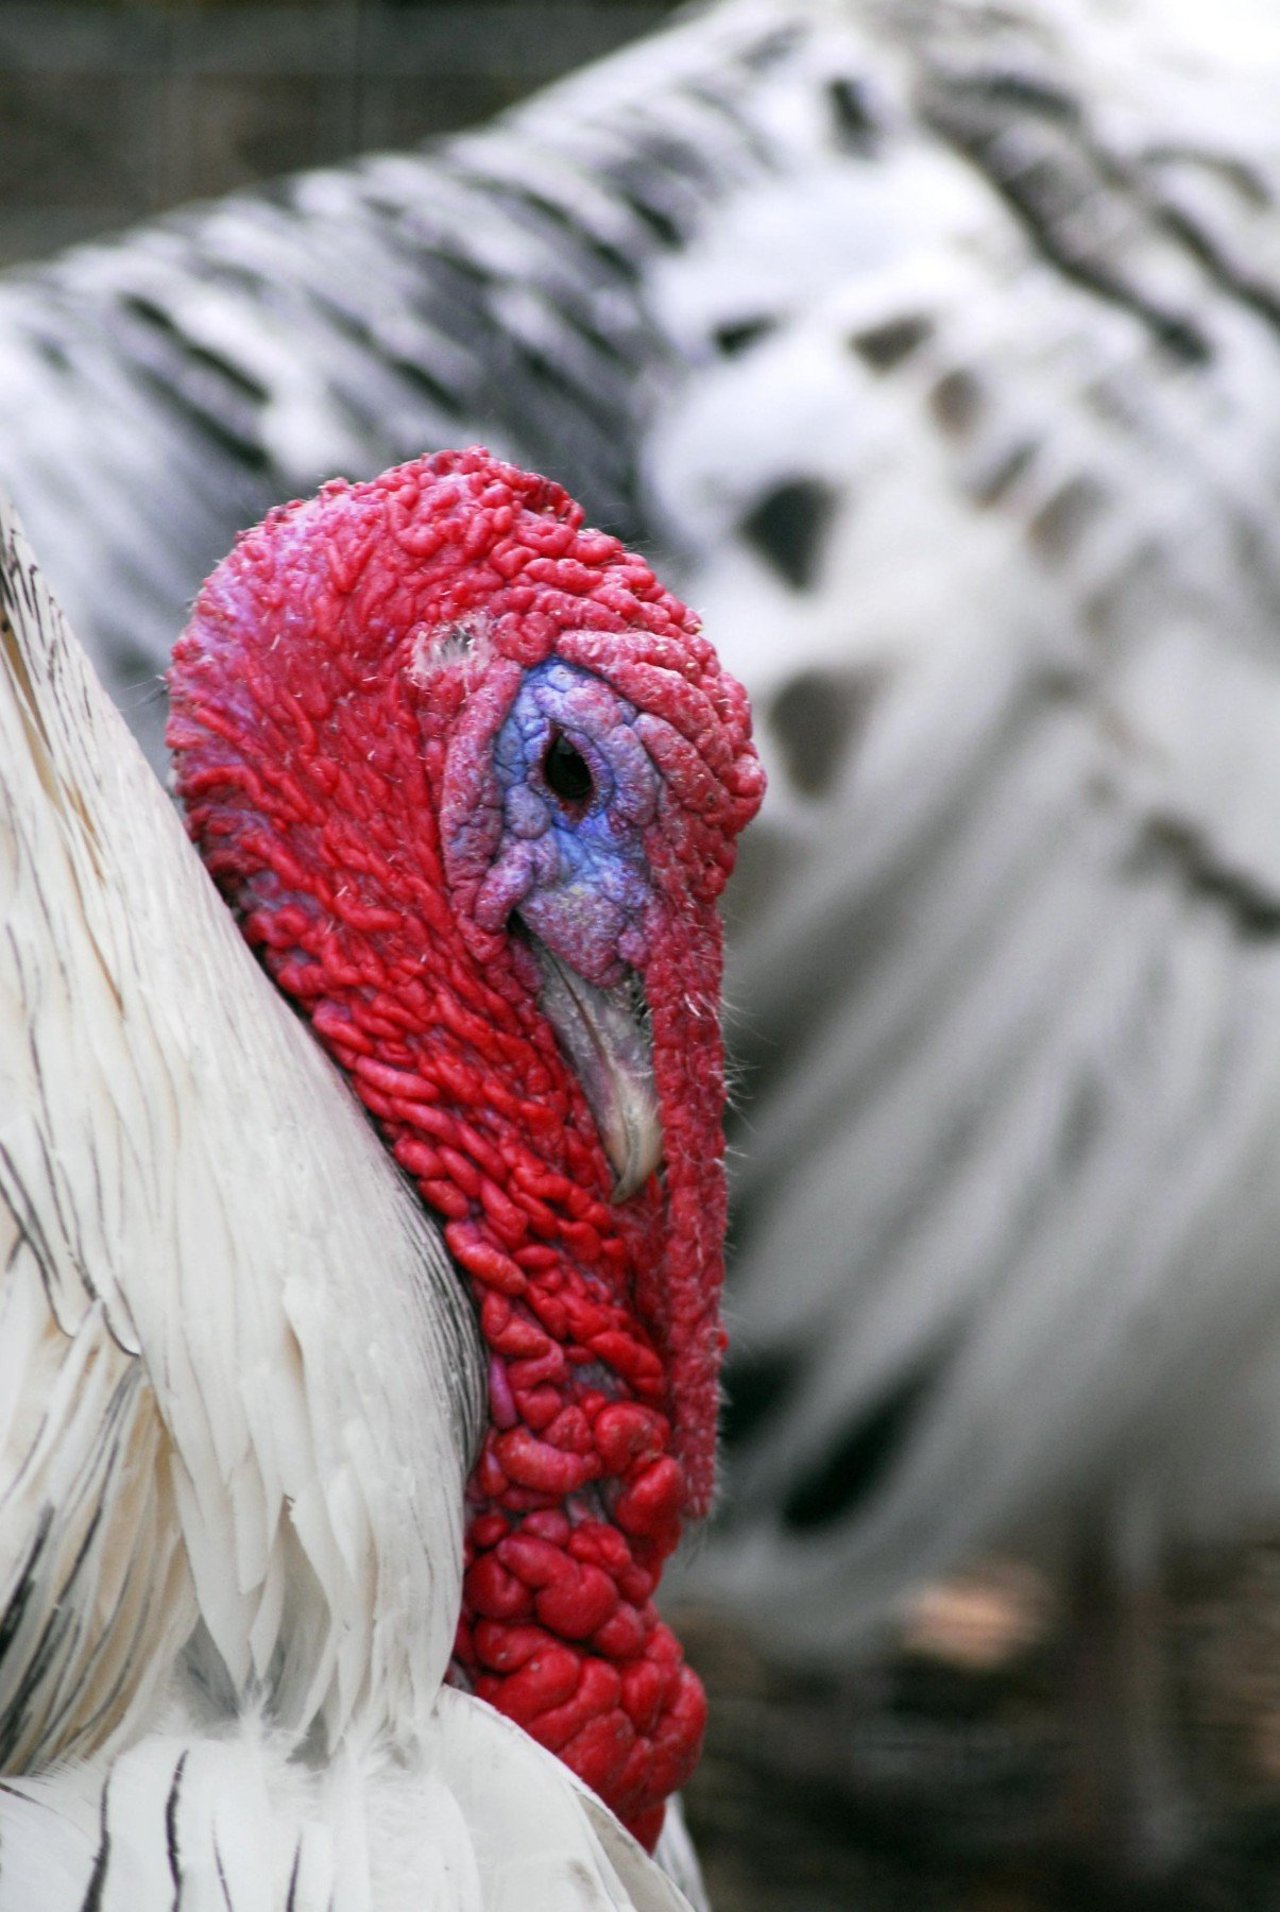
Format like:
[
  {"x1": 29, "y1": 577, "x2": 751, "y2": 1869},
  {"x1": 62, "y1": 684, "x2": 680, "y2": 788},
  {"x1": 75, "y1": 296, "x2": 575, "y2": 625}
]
[
  {"x1": 248, "y1": 816, "x2": 706, "y2": 1849},
  {"x1": 184, "y1": 664, "x2": 714, "y2": 1850},
  {"x1": 168, "y1": 450, "x2": 764, "y2": 1851}
]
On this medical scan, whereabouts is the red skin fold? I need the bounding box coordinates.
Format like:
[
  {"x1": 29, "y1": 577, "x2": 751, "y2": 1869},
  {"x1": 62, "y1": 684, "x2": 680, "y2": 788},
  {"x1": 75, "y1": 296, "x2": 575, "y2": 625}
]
[{"x1": 168, "y1": 447, "x2": 763, "y2": 1847}]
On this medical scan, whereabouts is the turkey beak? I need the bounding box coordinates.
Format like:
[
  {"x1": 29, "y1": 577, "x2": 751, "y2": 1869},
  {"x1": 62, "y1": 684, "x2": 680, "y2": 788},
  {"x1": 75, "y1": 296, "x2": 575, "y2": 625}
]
[{"x1": 532, "y1": 944, "x2": 662, "y2": 1202}]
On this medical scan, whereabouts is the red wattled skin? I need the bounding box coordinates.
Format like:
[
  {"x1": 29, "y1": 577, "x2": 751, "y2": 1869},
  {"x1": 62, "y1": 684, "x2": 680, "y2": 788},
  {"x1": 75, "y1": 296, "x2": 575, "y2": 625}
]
[{"x1": 167, "y1": 448, "x2": 764, "y2": 1849}]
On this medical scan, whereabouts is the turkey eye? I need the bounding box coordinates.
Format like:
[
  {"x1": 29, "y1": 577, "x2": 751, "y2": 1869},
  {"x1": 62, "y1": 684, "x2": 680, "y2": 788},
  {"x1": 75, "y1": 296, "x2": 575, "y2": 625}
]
[{"x1": 543, "y1": 731, "x2": 594, "y2": 805}]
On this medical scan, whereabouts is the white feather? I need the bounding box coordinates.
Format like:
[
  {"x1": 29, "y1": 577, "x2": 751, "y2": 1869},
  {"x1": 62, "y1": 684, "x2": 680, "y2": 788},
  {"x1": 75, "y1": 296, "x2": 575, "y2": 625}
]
[{"x1": 638, "y1": 0, "x2": 1280, "y2": 1651}]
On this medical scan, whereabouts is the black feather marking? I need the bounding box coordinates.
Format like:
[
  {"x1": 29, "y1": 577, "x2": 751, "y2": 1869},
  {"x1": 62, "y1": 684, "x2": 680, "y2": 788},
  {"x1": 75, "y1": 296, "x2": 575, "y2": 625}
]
[
  {"x1": 285, "y1": 1843, "x2": 302, "y2": 1912},
  {"x1": 384, "y1": 353, "x2": 470, "y2": 420},
  {"x1": 683, "y1": 76, "x2": 778, "y2": 171},
  {"x1": 714, "y1": 315, "x2": 778, "y2": 357},
  {"x1": 186, "y1": 341, "x2": 267, "y2": 405},
  {"x1": 929, "y1": 367, "x2": 984, "y2": 437},
  {"x1": 1144, "y1": 143, "x2": 1272, "y2": 212},
  {"x1": 165, "y1": 1750, "x2": 187, "y2": 1905},
  {"x1": 397, "y1": 235, "x2": 495, "y2": 295},
  {"x1": 1151, "y1": 193, "x2": 1280, "y2": 343},
  {"x1": 769, "y1": 665, "x2": 881, "y2": 799},
  {"x1": 213, "y1": 1831, "x2": 235, "y2": 1912},
  {"x1": 0, "y1": 1367, "x2": 145, "y2": 1764},
  {"x1": 444, "y1": 174, "x2": 641, "y2": 287},
  {"x1": 960, "y1": 70, "x2": 1082, "y2": 122},
  {"x1": 739, "y1": 23, "x2": 805, "y2": 73},
  {"x1": 971, "y1": 438, "x2": 1038, "y2": 507},
  {"x1": 151, "y1": 330, "x2": 269, "y2": 409},
  {"x1": 923, "y1": 75, "x2": 1214, "y2": 368},
  {"x1": 0, "y1": 1557, "x2": 64, "y2": 1768},
  {"x1": 782, "y1": 1364, "x2": 938, "y2": 1531},
  {"x1": 0, "y1": 1509, "x2": 52, "y2": 1722},
  {"x1": 0, "y1": 1134, "x2": 62, "y2": 1321},
  {"x1": 33, "y1": 333, "x2": 70, "y2": 374},
  {"x1": 119, "y1": 296, "x2": 271, "y2": 455},
  {"x1": 79, "y1": 1772, "x2": 112, "y2": 1912},
  {"x1": 607, "y1": 159, "x2": 685, "y2": 249},
  {"x1": 133, "y1": 367, "x2": 272, "y2": 475},
  {"x1": 739, "y1": 479, "x2": 837, "y2": 591},
  {"x1": 0, "y1": 1494, "x2": 108, "y2": 1765},
  {"x1": 1129, "y1": 815, "x2": 1280, "y2": 940},
  {"x1": 848, "y1": 313, "x2": 933, "y2": 371},
  {"x1": 1027, "y1": 475, "x2": 1106, "y2": 564},
  {"x1": 827, "y1": 76, "x2": 880, "y2": 155},
  {"x1": 721, "y1": 1350, "x2": 804, "y2": 1451}
]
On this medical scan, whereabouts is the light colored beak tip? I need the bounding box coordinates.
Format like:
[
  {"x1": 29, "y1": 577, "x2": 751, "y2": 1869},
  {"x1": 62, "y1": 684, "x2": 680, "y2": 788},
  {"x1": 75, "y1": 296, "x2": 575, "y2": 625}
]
[
  {"x1": 604, "y1": 1100, "x2": 664, "y2": 1204},
  {"x1": 531, "y1": 938, "x2": 662, "y2": 1204},
  {"x1": 609, "y1": 1163, "x2": 646, "y2": 1206}
]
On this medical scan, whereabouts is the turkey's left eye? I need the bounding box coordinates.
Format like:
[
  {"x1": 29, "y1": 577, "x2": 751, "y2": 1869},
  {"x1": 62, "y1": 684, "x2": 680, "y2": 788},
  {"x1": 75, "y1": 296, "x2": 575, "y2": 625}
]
[{"x1": 543, "y1": 730, "x2": 594, "y2": 806}]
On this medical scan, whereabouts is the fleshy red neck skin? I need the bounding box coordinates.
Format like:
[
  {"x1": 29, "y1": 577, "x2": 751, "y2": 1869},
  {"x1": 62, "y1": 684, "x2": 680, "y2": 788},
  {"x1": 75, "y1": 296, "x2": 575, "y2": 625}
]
[{"x1": 168, "y1": 449, "x2": 763, "y2": 1848}]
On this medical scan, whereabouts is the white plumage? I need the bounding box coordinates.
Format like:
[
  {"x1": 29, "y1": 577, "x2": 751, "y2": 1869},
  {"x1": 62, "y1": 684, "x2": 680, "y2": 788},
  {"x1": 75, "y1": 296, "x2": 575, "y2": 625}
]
[
  {"x1": 0, "y1": 494, "x2": 693, "y2": 1909},
  {"x1": 647, "y1": 0, "x2": 1280, "y2": 1658}
]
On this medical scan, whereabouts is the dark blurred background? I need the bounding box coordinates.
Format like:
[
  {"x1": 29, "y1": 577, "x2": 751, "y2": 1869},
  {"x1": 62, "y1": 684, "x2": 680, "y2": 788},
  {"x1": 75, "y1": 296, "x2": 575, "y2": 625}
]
[{"x1": 0, "y1": 0, "x2": 679, "y2": 266}]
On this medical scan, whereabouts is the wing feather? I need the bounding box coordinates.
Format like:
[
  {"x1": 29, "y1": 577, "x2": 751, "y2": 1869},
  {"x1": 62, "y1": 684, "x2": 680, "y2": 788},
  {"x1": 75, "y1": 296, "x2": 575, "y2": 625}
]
[
  {"x1": 0, "y1": 491, "x2": 484, "y2": 1752},
  {"x1": 0, "y1": 1695, "x2": 692, "y2": 1912},
  {"x1": 652, "y1": 0, "x2": 1280, "y2": 1644}
]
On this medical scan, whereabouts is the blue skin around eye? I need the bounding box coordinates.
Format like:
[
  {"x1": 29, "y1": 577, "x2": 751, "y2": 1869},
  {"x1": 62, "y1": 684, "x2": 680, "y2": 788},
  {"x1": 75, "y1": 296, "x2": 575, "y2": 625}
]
[{"x1": 490, "y1": 660, "x2": 659, "y2": 979}]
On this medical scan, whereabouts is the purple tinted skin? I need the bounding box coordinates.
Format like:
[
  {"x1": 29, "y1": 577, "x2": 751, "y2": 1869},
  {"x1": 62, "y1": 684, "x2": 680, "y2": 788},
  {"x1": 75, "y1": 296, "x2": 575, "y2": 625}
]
[{"x1": 474, "y1": 661, "x2": 659, "y2": 987}]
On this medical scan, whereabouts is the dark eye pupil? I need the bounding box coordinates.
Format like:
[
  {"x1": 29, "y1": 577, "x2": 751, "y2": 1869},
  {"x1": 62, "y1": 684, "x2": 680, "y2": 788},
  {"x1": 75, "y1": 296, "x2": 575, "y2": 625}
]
[{"x1": 543, "y1": 732, "x2": 594, "y2": 804}]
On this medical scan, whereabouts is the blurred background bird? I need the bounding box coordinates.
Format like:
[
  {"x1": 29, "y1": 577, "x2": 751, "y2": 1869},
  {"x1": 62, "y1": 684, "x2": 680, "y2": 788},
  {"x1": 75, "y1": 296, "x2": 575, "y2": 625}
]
[{"x1": 9, "y1": 0, "x2": 1280, "y2": 1902}]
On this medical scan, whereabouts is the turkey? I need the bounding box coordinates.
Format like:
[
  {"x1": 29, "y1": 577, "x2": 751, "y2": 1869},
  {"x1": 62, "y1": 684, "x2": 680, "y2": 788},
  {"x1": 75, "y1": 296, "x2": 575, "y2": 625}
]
[
  {"x1": 0, "y1": 449, "x2": 761, "y2": 1907},
  {"x1": 7, "y1": 0, "x2": 1280, "y2": 1867}
]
